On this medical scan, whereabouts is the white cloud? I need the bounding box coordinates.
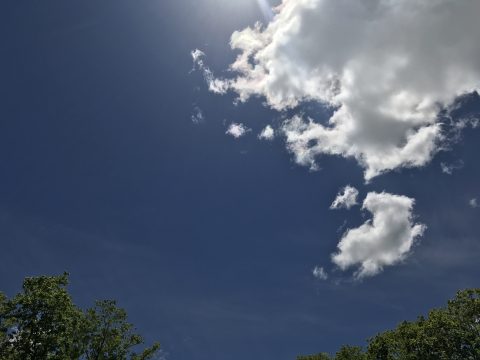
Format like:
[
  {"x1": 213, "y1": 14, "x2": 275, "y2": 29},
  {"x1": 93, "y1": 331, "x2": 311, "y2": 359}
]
[
  {"x1": 469, "y1": 198, "x2": 479, "y2": 208},
  {"x1": 205, "y1": 0, "x2": 480, "y2": 180},
  {"x1": 191, "y1": 48, "x2": 205, "y2": 64},
  {"x1": 440, "y1": 160, "x2": 464, "y2": 175},
  {"x1": 312, "y1": 266, "x2": 328, "y2": 280},
  {"x1": 258, "y1": 125, "x2": 275, "y2": 140},
  {"x1": 226, "y1": 123, "x2": 250, "y2": 138},
  {"x1": 191, "y1": 49, "x2": 229, "y2": 94},
  {"x1": 447, "y1": 115, "x2": 480, "y2": 152},
  {"x1": 330, "y1": 185, "x2": 359, "y2": 210},
  {"x1": 331, "y1": 192, "x2": 425, "y2": 279},
  {"x1": 453, "y1": 115, "x2": 480, "y2": 132}
]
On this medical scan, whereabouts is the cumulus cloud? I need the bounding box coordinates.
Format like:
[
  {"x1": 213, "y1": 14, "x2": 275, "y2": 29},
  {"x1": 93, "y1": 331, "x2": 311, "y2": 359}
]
[
  {"x1": 226, "y1": 123, "x2": 250, "y2": 138},
  {"x1": 331, "y1": 192, "x2": 425, "y2": 279},
  {"x1": 312, "y1": 266, "x2": 328, "y2": 280},
  {"x1": 469, "y1": 198, "x2": 479, "y2": 208},
  {"x1": 205, "y1": 0, "x2": 480, "y2": 180},
  {"x1": 330, "y1": 185, "x2": 359, "y2": 210},
  {"x1": 258, "y1": 125, "x2": 275, "y2": 140}
]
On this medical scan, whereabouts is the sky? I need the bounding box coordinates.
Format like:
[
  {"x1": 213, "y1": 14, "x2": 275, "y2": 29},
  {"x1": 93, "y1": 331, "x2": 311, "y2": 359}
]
[{"x1": 1, "y1": 0, "x2": 479, "y2": 359}]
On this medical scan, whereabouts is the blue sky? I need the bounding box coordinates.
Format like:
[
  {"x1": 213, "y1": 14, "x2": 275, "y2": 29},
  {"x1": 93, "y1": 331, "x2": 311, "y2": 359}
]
[{"x1": 1, "y1": 1, "x2": 479, "y2": 359}]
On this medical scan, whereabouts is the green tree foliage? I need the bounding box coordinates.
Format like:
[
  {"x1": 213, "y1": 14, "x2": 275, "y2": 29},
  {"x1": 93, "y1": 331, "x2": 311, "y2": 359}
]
[
  {"x1": 297, "y1": 353, "x2": 332, "y2": 360},
  {"x1": 298, "y1": 289, "x2": 480, "y2": 360},
  {"x1": 335, "y1": 346, "x2": 367, "y2": 360},
  {"x1": 0, "y1": 273, "x2": 160, "y2": 360},
  {"x1": 297, "y1": 346, "x2": 366, "y2": 360}
]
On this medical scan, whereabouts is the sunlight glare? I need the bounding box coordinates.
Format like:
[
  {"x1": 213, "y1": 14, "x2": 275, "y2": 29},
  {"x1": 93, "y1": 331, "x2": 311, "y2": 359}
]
[{"x1": 257, "y1": 0, "x2": 274, "y2": 21}]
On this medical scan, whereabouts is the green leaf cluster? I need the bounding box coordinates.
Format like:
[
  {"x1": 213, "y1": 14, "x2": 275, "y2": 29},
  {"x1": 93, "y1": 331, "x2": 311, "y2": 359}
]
[
  {"x1": 0, "y1": 273, "x2": 160, "y2": 360},
  {"x1": 298, "y1": 288, "x2": 480, "y2": 360},
  {"x1": 297, "y1": 346, "x2": 366, "y2": 360}
]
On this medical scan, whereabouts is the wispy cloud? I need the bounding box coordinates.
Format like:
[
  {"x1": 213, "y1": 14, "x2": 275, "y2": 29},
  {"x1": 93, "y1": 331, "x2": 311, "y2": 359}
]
[
  {"x1": 312, "y1": 266, "x2": 328, "y2": 281},
  {"x1": 191, "y1": 106, "x2": 205, "y2": 124},
  {"x1": 440, "y1": 160, "x2": 464, "y2": 175},
  {"x1": 191, "y1": 49, "x2": 228, "y2": 94},
  {"x1": 469, "y1": 198, "x2": 479, "y2": 208}
]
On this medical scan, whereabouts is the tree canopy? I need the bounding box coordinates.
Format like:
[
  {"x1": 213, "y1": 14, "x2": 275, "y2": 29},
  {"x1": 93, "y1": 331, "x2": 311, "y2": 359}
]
[
  {"x1": 2, "y1": 275, "x2": 478, "y2": 360},
  {"x1": 298, "y1": 288, "x2": 480, "y2": 360},
  {"x1": 0, "y1": 273, "x2": 160, "y2": 360}
]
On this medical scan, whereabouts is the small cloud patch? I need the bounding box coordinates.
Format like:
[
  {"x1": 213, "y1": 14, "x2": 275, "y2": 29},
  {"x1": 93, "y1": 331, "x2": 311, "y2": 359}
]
[
  {"x1": 191, "y1": 49, "x2": 228, "y2": 94},
  {"x1": 330, "y1": 186, "x2": 359, "y2": 210},
  {"x1": 440, "y1": 160, "x2": 464, "y2": 175},
  {"x1": 469, "y1": 198, "x2": 479, "y2": 208},
  {"x1": 312, "y1": 266, "x2": 328, "y2": 280},
  {"x1": 258, "y1": 125, "x2": 275, "y2": 140},
  {"x1": 191, "y1": 106, "x2": 205, "y2": 124},
  {"x1": 226, "y1": 123, "x2": 250, "y2": 138}
]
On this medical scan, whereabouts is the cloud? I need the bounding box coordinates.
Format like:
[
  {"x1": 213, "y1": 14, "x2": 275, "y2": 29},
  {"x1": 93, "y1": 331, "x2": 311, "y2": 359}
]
[
  {"x1": 258, "y1": 125, "x2": 275, "y2": 140},
  {"x1": 331, "y1": 192, "x2": 426, "y2": 279},
  {"x1": 330, "y1": 185, "x2": 359, "y2": 210},
  {"x1": 191, "y1": 106, "x2": 205, "y2": 124},
  {"x1": 452, "y1": 114, "x2": 480, "y2": 132},
  {"x1": 312, "y1": 266, "x2": 328, "y2": 280},
  {"x1": 191, "y1": 49, "x2": 228, "y2": 94},
  {"x1": 226, "y1": 123, "x2": 250, "y2": 138},
  {"x1": 440, "y1": 160, "x2": 464, "y2": 175},
  {"x1": 191, "y1": 48, "x2": 205, "y2": 65},
  {"x1": 469, "y1": 198, "x2": 479, "y2": 208},
  {"x1": 205, "y1": 0, "x2": 480, "y2": 180}
]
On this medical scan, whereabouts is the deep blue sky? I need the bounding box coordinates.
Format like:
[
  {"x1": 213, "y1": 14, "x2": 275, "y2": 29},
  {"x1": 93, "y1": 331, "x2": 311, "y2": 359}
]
[{"x1": 1, "y1": 1, "x2": 479, "y2": 359}]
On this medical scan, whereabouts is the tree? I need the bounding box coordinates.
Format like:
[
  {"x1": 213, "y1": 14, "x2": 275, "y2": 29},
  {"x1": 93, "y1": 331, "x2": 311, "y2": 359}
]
[
  {"x1": 335, "y1": 346, "x2": 367, "y2": 360},
  {"x1": 367, "y1": 289, "x2": 480, "y2": 360},
  {"x1": 297, "y1": 346, "x2": 367, "y2": 360},
  {"x1": 83, "y1": 300, "x2": 159, "y2": 360},
  {"x1": 297, "y1": 353, "x2": 332, "y2": 360},
  {"x1": 0, "y1": 273, "x2": 160, "y2": 360},
  {"x1": 298, "y1": 289, "x2": 480, "y2": 360}
]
